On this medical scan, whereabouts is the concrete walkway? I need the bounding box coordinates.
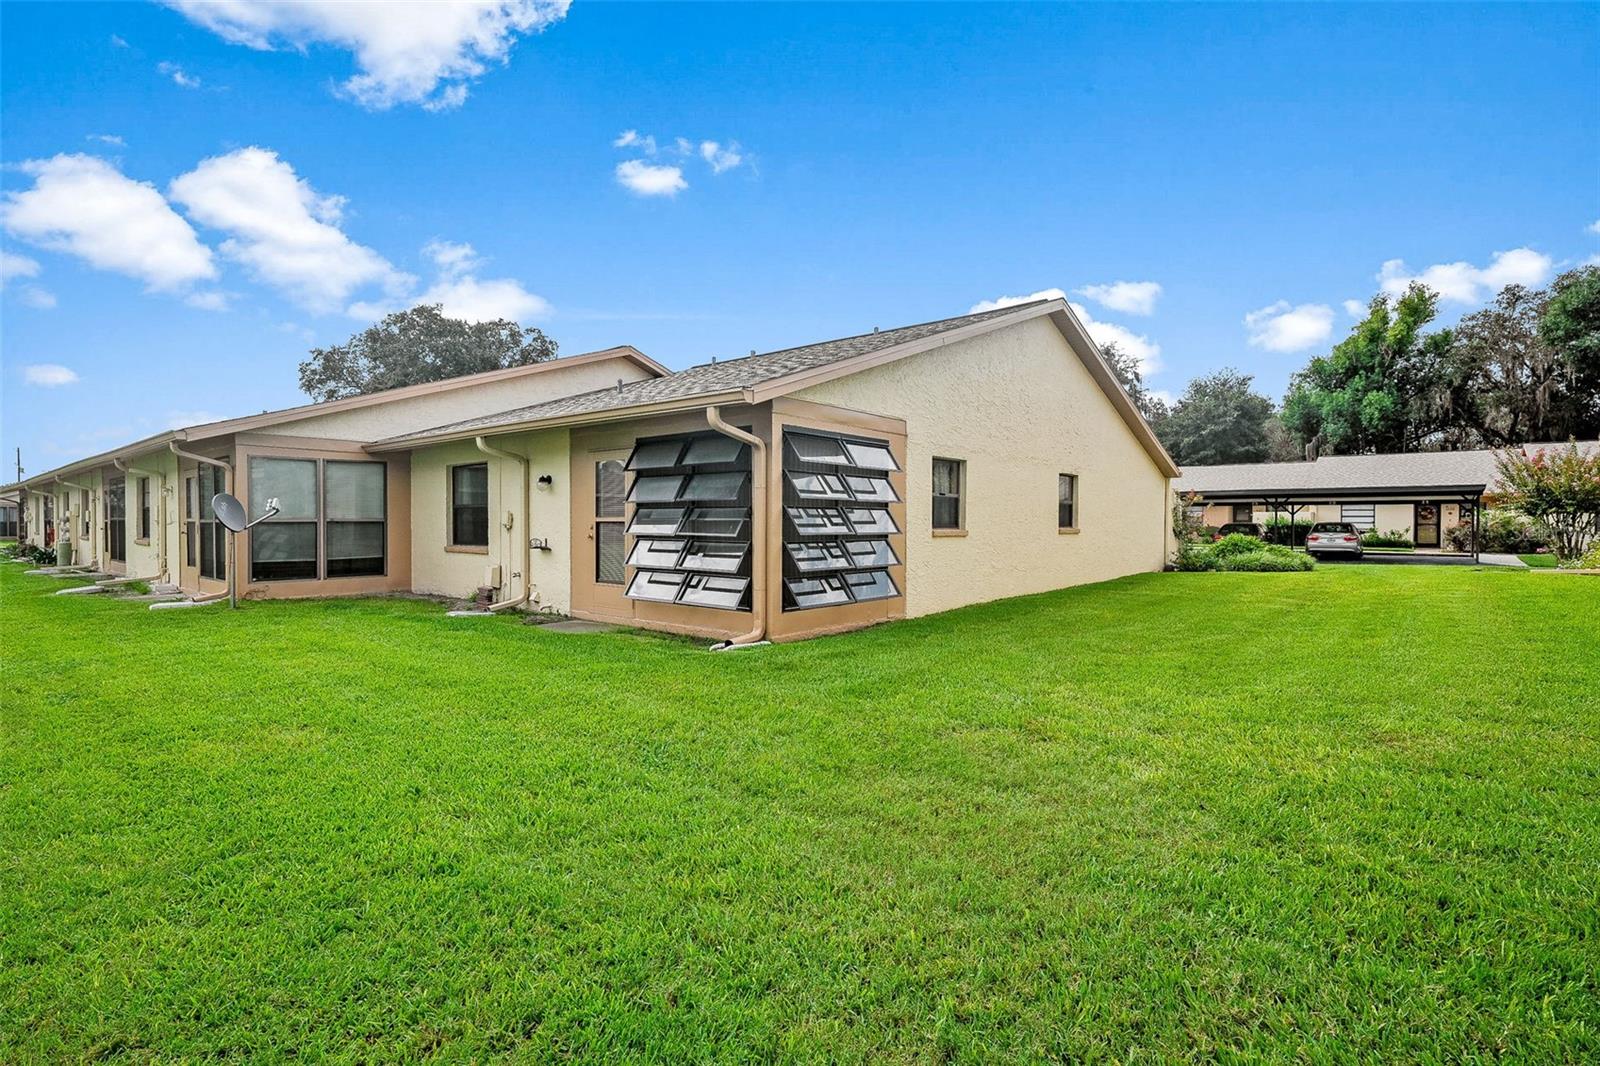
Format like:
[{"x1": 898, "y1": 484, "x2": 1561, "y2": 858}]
[{"x1": 1319, "y1": 552, "x2": 1525, "y2": 568}]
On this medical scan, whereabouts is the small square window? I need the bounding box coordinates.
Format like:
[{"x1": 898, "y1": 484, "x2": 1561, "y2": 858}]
[{"x1": 1231, "y1": 503, "x2": 1252, "y2": 524}]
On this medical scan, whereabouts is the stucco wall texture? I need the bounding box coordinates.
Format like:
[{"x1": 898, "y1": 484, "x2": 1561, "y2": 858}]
[
  {"x1": 408, "y1": 429, "x2": 573, "y2": 608},
  {"x1": 793, "y1": 315, "x2": 1171, "y2": 618}
]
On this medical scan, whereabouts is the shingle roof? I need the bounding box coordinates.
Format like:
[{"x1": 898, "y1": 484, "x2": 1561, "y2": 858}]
[
  {"x1": 1174, "y1": 441, "x2": 1600, "y2": 496},
  {"x1": 376, "y1": 302, "x2": 1049, "y2": 446}
]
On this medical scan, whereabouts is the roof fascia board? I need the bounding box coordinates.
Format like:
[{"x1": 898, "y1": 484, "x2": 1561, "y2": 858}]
[
  {"x1": 10, "y1": 430, "x2": 183, "y2": 490},
  {"x1": 183, "y1": 346, "x2": 664, "y2": 444},
  {"x1": 1187, "y1": 484, "x2": 1488, "y2": 500},
  {"x1": 365, "y1": 389, "x2": 751, "y2": 452}
]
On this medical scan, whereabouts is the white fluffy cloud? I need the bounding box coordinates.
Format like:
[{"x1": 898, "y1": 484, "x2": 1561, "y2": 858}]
[
  {"x1": 1377, "y1": 247, "x2": 1553, "y2": 304},
  {"x1": 157, "y1": 60, "x2": 201, "y2": 88},
  {"x1": 2, "y1": 251, "x2": 55, "y2": 308},
  {"x1": 613, "y1": 129, "x2": 657, "y2": 154},
  {"x1": 1073, "y1": 280, "x2": 1162, "y2": 316},
  {"x1": 971, "y1": 290, "x2": 1163, "y2": 374},
  {"x1": 164, "y1": 0, "x2": 569, "y2": 110},
  {"x1": 87, "y1": 133, "x2": 126, "y2": 147},
  {"x1": 23, "y1": 363, "x2": 80, "y2": 387},
  {"x1": 1, "y1": 250, "x2": 41, "y2": 286},
  {"x1": 699, "y1": 140, "x2": 743, "y2": 174},
  {"x1": 615, "y1": 160, "x2": 687, "y2": 197},
  {"x1": 1342, "y1": 298, "x2": 1367, "y2": 317},
  {"x1": 1, "y1": 154, "x2": 216, "y2": 291},
  {"x1": 1244, "y1": 301, "x2": 1335, "y2": 353},
  {"x1": 350, "y1": 239, "x2": 550, "y2": 323},
  {"x1": 1589, "y1": 220, "x2": 1600, "y2": 236},
  {"x1": 170, "y1": 147, "x2": 409, "y2": 313}
]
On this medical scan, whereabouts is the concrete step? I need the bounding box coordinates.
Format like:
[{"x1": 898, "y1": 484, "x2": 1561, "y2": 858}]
[
  {"x1": 56, "y1": 585, "x2": 109, "y2": 596},
  {"x1": 149, "y1": 597, "x2": 223, "y2": 611}
]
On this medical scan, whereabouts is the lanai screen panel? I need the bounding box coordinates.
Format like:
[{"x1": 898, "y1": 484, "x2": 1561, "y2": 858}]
[
  {"x1": 781, "y1": 428, "x2": 902, "y2": 611},
  {"x1": 622, "y1": 430, "x2": 753, "y2": 611}
]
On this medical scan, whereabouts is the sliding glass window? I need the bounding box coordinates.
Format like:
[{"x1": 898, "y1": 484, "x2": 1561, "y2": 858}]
[
  {"x1": 326, "y1": 462, "x2": 386, "y2": 577},
  {"x1": 250, "y1": 458, "x2": 318, "y2": 581}
]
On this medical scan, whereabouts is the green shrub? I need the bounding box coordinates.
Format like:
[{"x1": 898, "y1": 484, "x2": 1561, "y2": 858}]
[
  {"x1": 1217, "y1": 549, "x2": 1316, "y2": 572},
  {"x1": 1211, "y1": 532, "x2": 1266, "y2": 559},
  {"x1": 1475, "y1": 508, "x2": 1550, "y2": 554},
  {"x1": 1362, "y1": 528, "x2": 1414, "y2": 549},
  {"x1": 1170, "y1": 541, "x2": 1214, "y2": 572},
  {"x1": 1262, "y1": 516, "x2": 1313, "y2": 546},
  {"x1": 1573, "y1": 543, "x2": 1600, "y2": 570}
]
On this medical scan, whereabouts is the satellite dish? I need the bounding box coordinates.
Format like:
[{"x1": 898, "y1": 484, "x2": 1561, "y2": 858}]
[
  {"x1": 211, "y1": 493, "x2": 279, "y2": 533},
  {"x1": 212, "y1": 493, "x2": 248, "y2": 533}
]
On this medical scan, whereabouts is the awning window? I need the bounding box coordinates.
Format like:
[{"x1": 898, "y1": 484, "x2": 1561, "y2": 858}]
[
  {"x1": 628, "y1": 538, "x2": 686, "y2": 569},
  {"x1": 843, "y1": 538, "x2": 897, "y2": 568},
  {"x1": 843, "y1": 439, "x2": 899, "y2": 471},
  {"x1": 626, "y1": 569, "x2": 686, "y2": 603},
  {"x1": 682, "y1": 435, "x2": 748, "y2": 466},
  {"x1": 680, "y1": 471, "x2": 748, "y2": 502},
  {"x1": 628, "y1": 506, "x2": 687, "y2": 536},
  {"x1": 787, "y1": 471, "x2": 853, "y2": 501},
  {"x1": 783, "y1": 574, "x2": 851, "y2": 610},
  {"x1": 678, "y1": 573, "x2": 750, "y2": 610},
  {"x1": 786, "y1": 433, "x2": 852, "y2": 467},
  {"x1": 843, "y1": 475, "x2": 897, "y2": 503},
  {"x1": 680, "y1": 507, "x2": 748, "y2": 538},
  {"x1": 681, "y1": 540, "x2": 748, "y2": 574},
  {"x1": 625, "y1": 438, "x2": 687, "y2": 471},
  {"x1": 843, "y1": 507, "x2": 898, "y2": 535},
  {"x1": 786, "y1": 541, "x2": 850, "y2": 572},
  {"x1": 786, "y1": 507, "x2": 853, "y2": 537},
  {"x1": 843, "y1": 569, "x2": 897, "y2": 602},
  {"x1": 627, "y1": 475, "x2": 685, "y2": 503}
]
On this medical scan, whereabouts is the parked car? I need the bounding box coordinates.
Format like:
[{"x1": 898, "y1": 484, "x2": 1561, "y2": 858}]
[
  {"x1": 1306, "y1": 522, "x2": 1363, "y2": 559},
  {"x1": 1214, "y1": 522, "x2": 1265, "y2": 541}
]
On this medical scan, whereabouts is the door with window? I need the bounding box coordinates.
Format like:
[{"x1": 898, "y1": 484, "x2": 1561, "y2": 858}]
[
  {"x1": 106, "y1": 476, "x2": 127, "y2": 570},
  {"x1": 573, "y1": 449, "x2": 631, "y2": 618},
  {"x1": 180, "y1": 462, "x2": 229, "y2": 590},
  {"x1": 1414, "y1": 503, "x2": 1441, "y2": 548}
]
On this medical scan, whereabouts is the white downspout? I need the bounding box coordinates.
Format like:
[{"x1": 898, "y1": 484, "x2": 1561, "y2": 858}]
[
  {"x1": 169, "y1": 442, "x2": 233, "y2": 603},
  {"x1": 474, "y1": 436, "x2": 531, "y2": 612},
  {"x1": 705, "y1": 406, "x2": 768, "y2": 648},
  {"x1": 114, "y1": 457, "x2": 169, "y2": 583},
  {"x1": 54, "y1": 475, "x2": 99, "y2": 569}
]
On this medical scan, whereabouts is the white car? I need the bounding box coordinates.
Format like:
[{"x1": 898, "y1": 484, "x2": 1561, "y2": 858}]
[{"x1": 1306, "y1": 522, "x2": 1364, "y2": 559}]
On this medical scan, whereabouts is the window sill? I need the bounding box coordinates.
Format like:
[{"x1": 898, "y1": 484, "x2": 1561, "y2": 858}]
[
  {"x1": 932, "y1": 528, "x2": 967, "y2": 538},
  {"x1": 134, "y1": 538, "x2": 151, "y2": 545},
  {"x1": 445, "y1": 544, "x2": 489, "y2": 555},
  {"x1": 1058, "y1": 527, "x2": 1081, "y2": 535}
]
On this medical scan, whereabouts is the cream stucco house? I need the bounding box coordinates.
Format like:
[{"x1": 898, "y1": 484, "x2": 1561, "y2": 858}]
[{"x1": 9, "y1": 298, "x2": 1178, "y2": 643}]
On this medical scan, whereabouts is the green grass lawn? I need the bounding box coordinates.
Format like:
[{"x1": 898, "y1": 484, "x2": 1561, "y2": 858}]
[
  {"x1": 1520, "y1": 553, "x2": 1560, "y2": 568},
  {"x1": 3, "y1": 564, "x2": 1598, "y2": 1062}
]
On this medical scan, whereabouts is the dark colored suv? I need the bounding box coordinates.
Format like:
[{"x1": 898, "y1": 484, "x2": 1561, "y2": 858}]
[{"x1": 1214, "y1": 522, "x2": 1266, "y2": 540}]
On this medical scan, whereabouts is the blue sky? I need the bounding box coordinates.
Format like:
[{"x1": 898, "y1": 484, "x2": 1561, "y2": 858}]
[{"x1": 3, "y1": 1, "x2": 1596, "y2": 473}]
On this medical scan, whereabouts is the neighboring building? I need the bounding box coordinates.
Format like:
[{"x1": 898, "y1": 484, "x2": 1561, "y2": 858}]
[
  {"x1": 1175, "y1": 443, "x2": 1600, "y2": 551},
  {"x1": 6, "y1": 299, "x2": 1177, "y2": 642},
  {"x1": 0, "y1": 493, "x2": 17, "y2": 539}
]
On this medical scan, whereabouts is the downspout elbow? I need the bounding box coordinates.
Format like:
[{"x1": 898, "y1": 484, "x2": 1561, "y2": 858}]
[
  {"x1": 705, "y1": 406, "x2": 768, "y2": 648},
  {"x1": 474, "y1": 436, "x2": 531, "y2": 611}
]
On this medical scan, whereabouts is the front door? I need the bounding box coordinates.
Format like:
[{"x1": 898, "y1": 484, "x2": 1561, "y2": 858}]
[
  {"x1": 572, "y1": 448, "x2": 631, "y2": 619},
  {"x1": 1415, "y1": 503, "x2": 1440, "y2": 548}
]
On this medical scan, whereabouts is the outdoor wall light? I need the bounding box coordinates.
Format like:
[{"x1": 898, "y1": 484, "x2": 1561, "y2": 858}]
[{"x1": 537, "y1": 474, "x2": 554, "y2": 487}]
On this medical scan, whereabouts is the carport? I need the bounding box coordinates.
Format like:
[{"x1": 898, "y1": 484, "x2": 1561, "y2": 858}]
[{"x1": 1172, "y1": 449, "x2": 1509, "y2": 562}]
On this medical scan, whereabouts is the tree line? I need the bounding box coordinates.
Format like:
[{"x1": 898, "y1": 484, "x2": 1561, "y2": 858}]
[{"x1": 1113, "y1": 265, "x2": 1600, "y2": 465}]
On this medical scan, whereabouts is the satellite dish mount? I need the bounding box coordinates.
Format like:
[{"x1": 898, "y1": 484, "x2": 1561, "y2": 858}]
[{"x1": 211, "y1": 493, "x2": 279, "y2": 609}]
